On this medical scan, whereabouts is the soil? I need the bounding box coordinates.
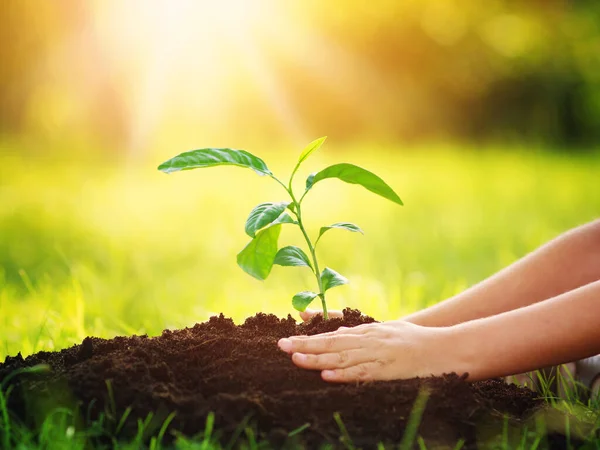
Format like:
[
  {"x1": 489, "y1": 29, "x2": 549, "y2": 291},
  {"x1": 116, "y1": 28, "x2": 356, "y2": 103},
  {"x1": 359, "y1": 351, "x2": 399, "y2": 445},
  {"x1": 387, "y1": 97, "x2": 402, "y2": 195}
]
[{"x1": 1, "y1": 309, "x2": 549, "y2": 449}]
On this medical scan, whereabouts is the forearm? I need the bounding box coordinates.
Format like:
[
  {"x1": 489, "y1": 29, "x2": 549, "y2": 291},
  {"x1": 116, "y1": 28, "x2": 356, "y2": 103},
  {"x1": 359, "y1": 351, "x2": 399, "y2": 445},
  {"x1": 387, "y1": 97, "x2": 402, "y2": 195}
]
[
  {"x1": 405, "y1": 219, "x2": 600, "y2": 327},
  {"x1": 446, "y1": 279, "x2": 600, "y2": 381}
]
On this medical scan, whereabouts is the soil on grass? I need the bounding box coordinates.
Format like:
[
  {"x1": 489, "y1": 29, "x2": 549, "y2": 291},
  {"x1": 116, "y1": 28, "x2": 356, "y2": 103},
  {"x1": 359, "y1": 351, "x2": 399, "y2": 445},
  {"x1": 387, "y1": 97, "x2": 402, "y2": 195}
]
[{"x1": 1, "y1": 309, "x2": 545, "y2": 449}]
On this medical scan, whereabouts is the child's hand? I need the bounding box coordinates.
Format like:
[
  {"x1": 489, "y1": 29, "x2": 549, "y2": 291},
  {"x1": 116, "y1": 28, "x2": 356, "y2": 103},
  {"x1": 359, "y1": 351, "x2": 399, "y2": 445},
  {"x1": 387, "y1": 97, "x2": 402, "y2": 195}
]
[
  {"x1": 278, "y1": 320, "x2": 455, "y2": 382},
  {"x1": 298, "y1": 308, "x2": 343, "y2": 322}
]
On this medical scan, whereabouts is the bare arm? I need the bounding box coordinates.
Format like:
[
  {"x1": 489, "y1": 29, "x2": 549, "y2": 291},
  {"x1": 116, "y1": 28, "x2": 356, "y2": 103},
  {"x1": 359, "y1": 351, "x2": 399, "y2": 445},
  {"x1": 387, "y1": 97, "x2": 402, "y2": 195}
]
[
  {"x1": 404, "y1": 219, "x2": 600, "y2": 327},
  {"x1": 451, "y1": 279, "x2": 600, "y2": 380}
]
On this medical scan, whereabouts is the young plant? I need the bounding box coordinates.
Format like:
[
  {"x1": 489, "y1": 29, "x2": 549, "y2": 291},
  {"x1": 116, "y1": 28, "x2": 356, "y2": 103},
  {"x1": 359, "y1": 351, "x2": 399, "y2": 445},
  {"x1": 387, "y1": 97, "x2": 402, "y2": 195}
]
[{"x1": 157, "y1": 137, "x2": 402, "y2": 319}]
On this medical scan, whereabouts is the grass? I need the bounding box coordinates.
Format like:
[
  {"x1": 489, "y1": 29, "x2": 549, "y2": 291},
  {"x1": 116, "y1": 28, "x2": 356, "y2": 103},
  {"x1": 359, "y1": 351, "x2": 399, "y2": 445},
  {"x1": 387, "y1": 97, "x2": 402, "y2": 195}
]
[{"x1": 0, "y1": 143, "x2": 599, "y2": 448}]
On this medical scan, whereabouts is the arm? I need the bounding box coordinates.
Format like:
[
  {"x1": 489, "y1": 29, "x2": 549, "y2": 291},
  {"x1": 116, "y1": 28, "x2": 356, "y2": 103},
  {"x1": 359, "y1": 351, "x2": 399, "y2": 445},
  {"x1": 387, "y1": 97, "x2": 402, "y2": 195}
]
[
  {"x1": 404, "y1": 219, "x2": 600, "y2": 327},
  {"x1": 280, "y1": 280, "x2": 600, "y2": 382},
  {"x1": 451, "y1": 279, "x2": 600, "y2": 380}
]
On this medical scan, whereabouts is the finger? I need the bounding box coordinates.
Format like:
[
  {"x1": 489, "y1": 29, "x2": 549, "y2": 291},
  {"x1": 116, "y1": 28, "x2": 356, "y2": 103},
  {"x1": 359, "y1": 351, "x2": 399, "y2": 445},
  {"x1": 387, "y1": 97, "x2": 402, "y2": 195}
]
[
  {"x1": 299, "y1": 309, "x2": 343, "y2": 322},
  {"x1": 278, "y1": 334, "x2": 362, "y2": 354},
  {"x1": 321, "y1": 362, "x2": 379, "y2": 383},
  {"x1": 287, "y1": 324, "x2": 371, "y2": 340},
  {"x1": 299, "y1": 311, "x2": 312, "y2": 322},
  {"x1": 334, "y1": 324, "x2": 371, "y2": 334},
  {"x1": 291, "y1": 349, "x2": 372, "y2": 370}
]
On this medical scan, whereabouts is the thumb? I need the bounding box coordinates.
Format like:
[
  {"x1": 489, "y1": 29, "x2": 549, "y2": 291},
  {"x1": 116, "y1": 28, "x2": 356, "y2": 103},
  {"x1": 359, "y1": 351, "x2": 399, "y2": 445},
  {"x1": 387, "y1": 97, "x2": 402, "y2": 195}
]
[
  {"x1": 299, "y1": 309, "x2": 344, "y2": 322},
  {"x1": 299, "y1": 309, "x2": 316, "y2": 322}
]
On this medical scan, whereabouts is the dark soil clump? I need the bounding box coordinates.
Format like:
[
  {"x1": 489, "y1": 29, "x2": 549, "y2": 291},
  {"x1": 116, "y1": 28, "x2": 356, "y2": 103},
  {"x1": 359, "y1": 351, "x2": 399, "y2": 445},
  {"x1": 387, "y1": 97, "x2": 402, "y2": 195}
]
[{"x1": 1, "y1": 309, "x2": 543, "y2": 448}]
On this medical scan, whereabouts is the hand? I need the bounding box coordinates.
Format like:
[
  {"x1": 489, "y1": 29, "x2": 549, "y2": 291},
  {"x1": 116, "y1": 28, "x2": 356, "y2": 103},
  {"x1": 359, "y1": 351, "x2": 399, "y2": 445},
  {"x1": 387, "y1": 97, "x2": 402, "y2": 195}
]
[
  {"x1": 278, "y1": 320, "x2": 457, "y2": 383},
  {"x1": 298, "y1": 308, "x2": 343, "y2": 322}
]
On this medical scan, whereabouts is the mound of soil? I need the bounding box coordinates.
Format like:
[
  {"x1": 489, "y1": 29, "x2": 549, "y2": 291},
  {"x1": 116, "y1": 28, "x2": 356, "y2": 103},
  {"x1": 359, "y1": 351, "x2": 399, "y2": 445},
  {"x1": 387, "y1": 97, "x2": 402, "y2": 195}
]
[{"x1": 1, "y1": 309, "x2": 543, "y2": 448}]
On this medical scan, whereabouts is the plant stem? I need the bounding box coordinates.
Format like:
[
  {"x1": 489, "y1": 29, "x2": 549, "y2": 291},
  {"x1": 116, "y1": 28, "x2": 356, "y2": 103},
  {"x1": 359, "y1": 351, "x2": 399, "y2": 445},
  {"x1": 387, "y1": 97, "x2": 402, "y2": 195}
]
[
  {"x1": 274, "y1": 172, "x2": 328, "y2": 318},
  {"x1": 286, "y1": 189, "x2": 328, "y2": 320},
  {"x1": 270, "y1": 175, "x2": 289, "y2": 192},
  {"x1": 297, "y1": 211, "x2": 328, "y2": 320}
]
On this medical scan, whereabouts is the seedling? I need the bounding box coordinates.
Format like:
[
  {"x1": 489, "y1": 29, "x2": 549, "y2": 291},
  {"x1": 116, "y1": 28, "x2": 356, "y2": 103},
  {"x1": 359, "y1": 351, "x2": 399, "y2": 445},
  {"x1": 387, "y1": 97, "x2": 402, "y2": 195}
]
[{"x1": 158, "y1": 137, "x2": 402, "y2": 319}]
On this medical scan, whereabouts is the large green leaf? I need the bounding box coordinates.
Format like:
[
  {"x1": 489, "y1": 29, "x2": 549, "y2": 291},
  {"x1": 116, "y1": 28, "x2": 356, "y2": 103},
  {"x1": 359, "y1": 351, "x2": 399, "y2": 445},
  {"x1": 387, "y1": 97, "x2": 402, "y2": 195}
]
[
  {"x1": 319, "y1": 222, "x2": 364, "y2": 239},
  {"x1": 298, "y1": 136, "x2": 327, "y2": 164},
  {"x1": 274, "y1": 246, "x2": 313, "y2": 270},
  {"x1": 305, "y1": 163, "x2": 403, "y2": 205},
  {"x1": 292, "y1": 291, "x2": 319, "y2": 312},
  {"x1": 237, "y1": 225, "x2": 281, "y2": 280},
  {"x1": 245, "y1": 202, "x2": 290, "y2": 238},
  {"x1": 320, "y1": 267, "x2": 348, "y2": 292},
  {"x1": 158, "y1": 148, "x2": 271, "y2": 176}
]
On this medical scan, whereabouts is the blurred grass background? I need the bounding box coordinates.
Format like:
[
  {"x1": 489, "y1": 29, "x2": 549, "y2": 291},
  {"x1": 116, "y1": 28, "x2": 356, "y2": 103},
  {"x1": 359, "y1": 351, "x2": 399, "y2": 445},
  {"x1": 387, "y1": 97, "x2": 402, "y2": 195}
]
[{"x1": 1, "y1": 0, "x2": 599, "y2": 360}]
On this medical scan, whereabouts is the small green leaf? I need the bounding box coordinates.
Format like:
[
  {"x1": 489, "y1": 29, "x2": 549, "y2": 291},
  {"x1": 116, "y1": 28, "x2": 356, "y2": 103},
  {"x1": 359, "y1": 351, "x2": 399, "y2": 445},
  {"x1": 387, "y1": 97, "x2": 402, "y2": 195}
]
[
  {"x1": 298, "y1": 136, "x2": 327, "y2": 164},
  {"x1": 274, "y1": 246, "x2": 313, "y2": 269},
  {"x1": 237, "y1": 225, "x2": 281, "y2": 280},
  {"x1": 319, "y1": 222, "x2": 364, "y2": 239},
  {"x1": 272, "y1": 212, "x2": 297, "y2": 225},
  {"x1": 305, "y1": 163, "x2": 402, "y2": 205},
  {"x1": 245, "y1": 202, "x2": 290, "y2": 237},
  {"x1": 320, "y1": 267, "x2": 348, "y2": 292},
  {"x1": 158, "y1": 148, "x2": 272, "y2": 176},
  {"x1": 287, "y1": 203, "x2": 297, "y2": 214},
  {"x1": 292, "y1": 291, "x2": 319, "y2": 312},
  {"x1": 306, "y1": 173, "x2": 316, "y2": 190}
]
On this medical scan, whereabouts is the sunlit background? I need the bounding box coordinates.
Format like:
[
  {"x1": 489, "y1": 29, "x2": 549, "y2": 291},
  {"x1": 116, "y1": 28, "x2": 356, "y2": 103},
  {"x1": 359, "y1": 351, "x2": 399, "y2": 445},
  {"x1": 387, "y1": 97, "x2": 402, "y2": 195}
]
[{"x1": 1, "y1": 0, "x2": 599, "y2": 360}]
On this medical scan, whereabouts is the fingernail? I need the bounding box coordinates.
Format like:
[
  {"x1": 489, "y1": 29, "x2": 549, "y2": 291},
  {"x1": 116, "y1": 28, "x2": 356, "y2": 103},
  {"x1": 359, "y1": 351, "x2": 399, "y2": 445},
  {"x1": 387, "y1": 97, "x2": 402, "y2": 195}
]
[
  {"x1": 278, "y1": 338, "x2": 292, "y2": 352},
  {"x1": 322, "y1": 370, "x2": 335, "y2": 379}
]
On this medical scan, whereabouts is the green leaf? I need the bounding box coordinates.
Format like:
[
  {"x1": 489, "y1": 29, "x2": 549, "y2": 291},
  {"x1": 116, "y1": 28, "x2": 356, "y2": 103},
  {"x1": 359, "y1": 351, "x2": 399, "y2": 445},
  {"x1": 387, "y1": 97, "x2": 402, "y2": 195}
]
[
  {"x1": 305, "y1": 163, "x2": 403, "y2": 205},
  {"x1": 237, "y1": 225, "x2": 281, "y2": 280},
  {"x1": 158, "y1": 148, "x2": 272, "y2": 176},
  {"x1": 320, "y1": 267, "x2": 348, "y2": 292},
  {"x1": 287, "y1": 203, "x2": 297, "y2": 214},
  {"x1": 272, "y1": 212, "x2": 297, "y2": 226},
  {"x1": 306, "y1": 173, "x2": 315, "y2": 190},
  {"x1": 274, "y1": 246, "x2": 313, "y2": 270},
  {"x1": 319, "y1": 222, "x2": 364, "y2": 239},
  {"x1": 245, "y1": 202, "x2": 290, "y2": 238},
  {"x1": 298, "y1": 136, "x2": 327, "y2": 164},
  {"x1": 292, "y1": 291, "x2": 319, "y2": 312}
]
